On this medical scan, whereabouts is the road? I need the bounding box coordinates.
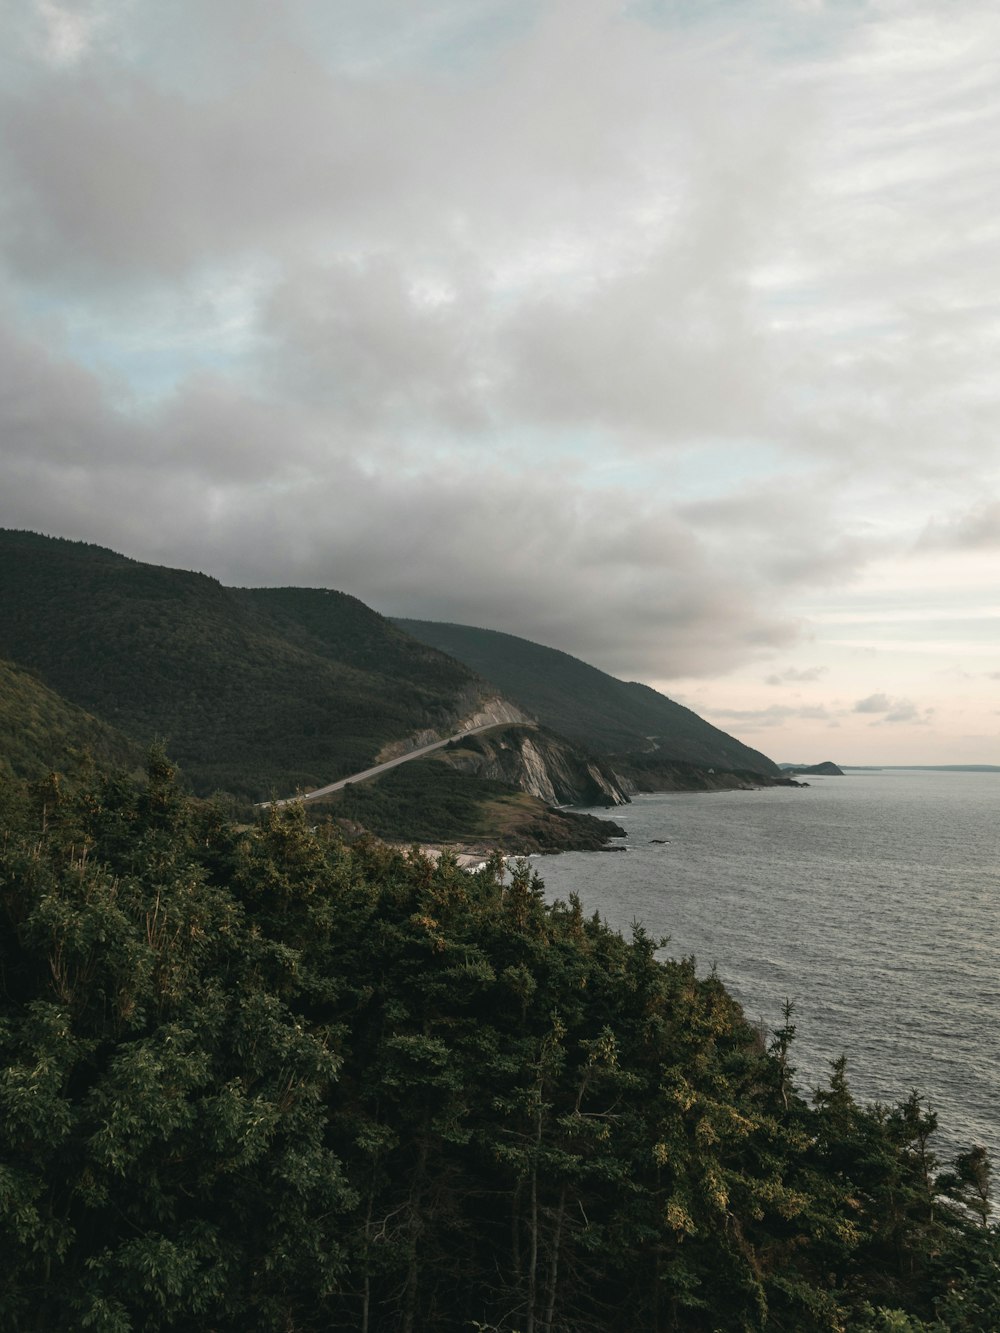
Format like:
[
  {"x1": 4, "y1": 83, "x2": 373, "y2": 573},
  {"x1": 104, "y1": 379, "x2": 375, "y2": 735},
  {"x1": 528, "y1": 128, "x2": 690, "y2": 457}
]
[{"x1": 262, "y1": 721, "x2": 529, "y2": 808}]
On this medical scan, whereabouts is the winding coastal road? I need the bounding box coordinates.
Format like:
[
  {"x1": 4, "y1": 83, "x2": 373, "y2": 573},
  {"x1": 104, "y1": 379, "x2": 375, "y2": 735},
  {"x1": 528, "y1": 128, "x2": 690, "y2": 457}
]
[{"x1": 262, "y1": 721, "x2": 532, "y2": 808}]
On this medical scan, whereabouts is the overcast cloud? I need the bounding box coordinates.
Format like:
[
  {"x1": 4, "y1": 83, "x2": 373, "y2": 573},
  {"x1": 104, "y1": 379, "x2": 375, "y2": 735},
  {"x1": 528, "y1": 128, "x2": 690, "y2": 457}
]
[{"x1": 1, "y1": 0, "x2": 998, "y2": 762}]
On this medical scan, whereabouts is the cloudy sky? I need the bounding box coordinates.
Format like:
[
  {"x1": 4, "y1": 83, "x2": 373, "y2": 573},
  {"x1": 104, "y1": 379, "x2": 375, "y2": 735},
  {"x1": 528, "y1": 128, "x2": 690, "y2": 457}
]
[{"x1": 2, "y1": 0, "x2": 998, "y2": 764}]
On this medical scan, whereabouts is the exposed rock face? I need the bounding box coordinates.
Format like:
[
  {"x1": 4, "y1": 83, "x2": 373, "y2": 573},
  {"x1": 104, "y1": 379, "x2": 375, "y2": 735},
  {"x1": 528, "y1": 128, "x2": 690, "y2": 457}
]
[
  {"x1": 462, "y1": 695, "x2": 534, "y2": 730},
  {"x1": 375, "y1": 695, "x2": 532, "y2": 763},
  {"x1": 438, "y1": 725, "x2": 630, "y2": 807}
]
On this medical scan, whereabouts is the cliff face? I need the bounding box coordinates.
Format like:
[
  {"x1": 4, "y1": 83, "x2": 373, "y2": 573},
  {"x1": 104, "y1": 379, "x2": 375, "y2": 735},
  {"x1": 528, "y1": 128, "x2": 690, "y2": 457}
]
[
  {"x1": 462, "y1": 696, "x2": 534, "y2": 731},
  {"x1": 436, "y1": 725, "x2": 630, "y2": 808},
  {"x1": 375, "y1": 695, "x2": 531, "y2": 763}
]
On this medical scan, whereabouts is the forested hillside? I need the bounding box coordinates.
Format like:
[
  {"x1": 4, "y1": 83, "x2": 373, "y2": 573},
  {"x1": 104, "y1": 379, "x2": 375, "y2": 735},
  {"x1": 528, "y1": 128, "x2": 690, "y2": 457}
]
[
  {"x1": 1, "y1": 754, "x2": 995, "y2": 1331},
  {"x1": 0, "y1": 658, "x2": 143, "y2": 780},
  {"x1": 0, "y1": 531, "x2": 786, "y2": 847},
  {"x1": 393, "y1": 619, "x2": 779, "y2": 775},
  {"x1": 0, "y1": 531, "x2": 493, "y2": 800},
  {"x1": 315, "y1": 748, "x2": 626, "y2": 851}
]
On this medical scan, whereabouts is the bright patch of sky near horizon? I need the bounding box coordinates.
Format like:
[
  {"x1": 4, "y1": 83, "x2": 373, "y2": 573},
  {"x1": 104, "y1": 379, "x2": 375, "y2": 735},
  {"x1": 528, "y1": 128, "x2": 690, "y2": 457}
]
[{"x1": 0, "y1": 0, "x2": 998, "y2": 764}]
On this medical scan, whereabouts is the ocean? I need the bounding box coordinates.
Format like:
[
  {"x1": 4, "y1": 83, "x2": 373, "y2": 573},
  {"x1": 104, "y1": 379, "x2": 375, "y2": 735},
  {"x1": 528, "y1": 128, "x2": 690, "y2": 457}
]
[{"x1": 536, "y1": 769, "x2": 1000, "y2": 1167}]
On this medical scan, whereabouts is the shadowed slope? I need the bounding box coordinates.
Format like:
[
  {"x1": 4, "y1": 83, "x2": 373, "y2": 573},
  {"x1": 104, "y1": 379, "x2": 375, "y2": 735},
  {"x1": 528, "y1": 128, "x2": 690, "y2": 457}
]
[
  {"x1": 0, "y1": 531, "x2": 489, "y2": 799},
  {"x1": 393, "y1": 618, "x2": 779, "y2": 775}
]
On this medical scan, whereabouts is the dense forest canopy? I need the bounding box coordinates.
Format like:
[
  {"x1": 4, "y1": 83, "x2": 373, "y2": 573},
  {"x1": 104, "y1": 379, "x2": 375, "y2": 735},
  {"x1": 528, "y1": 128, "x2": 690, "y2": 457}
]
[
  {"x1": 0, "y1": 659, "x2": 143, "y2": 781},
  {"x1": 0, "y1": 753, "x2": 996, "y2": 1331}
]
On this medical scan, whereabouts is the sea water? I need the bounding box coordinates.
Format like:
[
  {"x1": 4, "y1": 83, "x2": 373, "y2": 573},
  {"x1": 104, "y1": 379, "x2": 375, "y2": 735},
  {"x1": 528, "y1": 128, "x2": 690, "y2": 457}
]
[{"x1": 536, "y1": 770, "x2": 1000, "y2": 1166}]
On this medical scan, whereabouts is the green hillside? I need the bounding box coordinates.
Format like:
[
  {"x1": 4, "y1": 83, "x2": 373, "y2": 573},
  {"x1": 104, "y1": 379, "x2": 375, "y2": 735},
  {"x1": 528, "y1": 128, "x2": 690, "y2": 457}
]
[
  {"x1": 393, "y1": 619, "x2": 779, "y2": 775},
  {"x1": 0, "y1": 658, "x2": 142, "y2": 780},
  {"x1": 2, "y1": 757, "x2": 995, "y2": 1331},
  {"x1": 314, "y1": 753, "x2": 625, "y2": 850},
  {"x1": 0, "y1": 531, "x2": 486, "y2": 800},
  {"x1": 0, "y1": 529, "x2": 776, "y2": 834}
]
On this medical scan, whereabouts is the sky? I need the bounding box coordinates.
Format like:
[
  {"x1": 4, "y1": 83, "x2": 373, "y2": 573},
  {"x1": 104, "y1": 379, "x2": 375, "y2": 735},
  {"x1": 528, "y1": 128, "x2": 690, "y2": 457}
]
[{"x1": 1, "y1": 0, "x2": 998, "y2": 765}]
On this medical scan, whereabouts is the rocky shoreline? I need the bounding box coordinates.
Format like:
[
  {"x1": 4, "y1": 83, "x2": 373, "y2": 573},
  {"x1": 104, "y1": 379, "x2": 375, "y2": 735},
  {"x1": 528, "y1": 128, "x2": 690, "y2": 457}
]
[{"x1": 378, "y1": 767, "x2": 804, "y2": 864}]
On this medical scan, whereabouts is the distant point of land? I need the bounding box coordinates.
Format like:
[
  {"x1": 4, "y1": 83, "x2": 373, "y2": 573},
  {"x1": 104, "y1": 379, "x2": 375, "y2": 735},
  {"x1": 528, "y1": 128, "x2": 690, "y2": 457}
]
[
  {"x1": 779, "y1": 760, "x2": 844, "y2": 776},
  {"x1": 842, "y1": 764, "x2": 1000, "y2": 773}
]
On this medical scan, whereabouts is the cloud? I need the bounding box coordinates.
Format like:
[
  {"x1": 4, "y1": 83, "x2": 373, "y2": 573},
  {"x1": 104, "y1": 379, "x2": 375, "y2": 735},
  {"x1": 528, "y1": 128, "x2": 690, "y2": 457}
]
[
  {"x1": 917, "y1": 501, "x2": 1000, "y2": 552},
  {"x1": 34, "y1": 1, "x2": 94, "y2": 66},
  {"x1": 2, "y1": 0, "x2": 1000, "y2": 721},
  {"x1": 709, "y1": 690, "x2": 934, "y2": 734},
  {"x1": 883, "y1": 702, "x2": 925, "y2": 724},
  {"x1": 261, "y1": 256, "x2": 494, "y2": 432},
  {"x1": 853, "y1": 693, "x2": 930, "y2": 725},
  {"x1": 765, "y1": 666, "x2": 828, "y2": 685},
  {"x1": 1, "y1": 51, "x2": 416, "y2": 281},
  {"x1": 707, "y1": 703, "x2": 834, "y2": 728},
  {"x1": 854, "y1": 693, "x2": 892, "y2": 714},
  {"x1": 0, "y1": 310, "x2": 801, "y2": 679}
]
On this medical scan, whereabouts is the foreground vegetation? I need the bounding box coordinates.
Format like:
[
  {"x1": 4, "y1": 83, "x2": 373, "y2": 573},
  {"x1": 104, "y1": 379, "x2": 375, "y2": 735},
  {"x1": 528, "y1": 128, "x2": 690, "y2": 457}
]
[{"x1": 1, "y1": 754, "x2": 996, "y2": 1331}]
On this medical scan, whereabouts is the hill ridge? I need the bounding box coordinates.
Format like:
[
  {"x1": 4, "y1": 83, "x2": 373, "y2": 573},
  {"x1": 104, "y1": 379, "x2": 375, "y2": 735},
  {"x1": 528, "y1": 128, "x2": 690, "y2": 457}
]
[
  {"x1": 0, "y1": 531, "x2": 498, "y2": 800},
  {"x1": 392, "y1": 617, "x2": 778, "y2": 776},
  {"x1": 0, "y1": 530, "x2": 779, "y2": 831}
]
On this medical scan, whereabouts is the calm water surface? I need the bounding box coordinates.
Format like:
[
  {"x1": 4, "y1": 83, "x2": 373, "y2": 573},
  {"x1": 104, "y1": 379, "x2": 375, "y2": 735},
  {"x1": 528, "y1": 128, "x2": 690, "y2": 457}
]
[{"x1": 537, "y1": 770, "x2": 1000, "y2": 1164}]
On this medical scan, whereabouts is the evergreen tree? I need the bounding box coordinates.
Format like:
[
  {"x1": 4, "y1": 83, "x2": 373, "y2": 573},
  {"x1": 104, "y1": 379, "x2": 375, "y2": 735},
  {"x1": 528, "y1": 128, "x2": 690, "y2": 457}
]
[{"x1": 0, "y1": 757, "x2": 995, "y2": 1330}]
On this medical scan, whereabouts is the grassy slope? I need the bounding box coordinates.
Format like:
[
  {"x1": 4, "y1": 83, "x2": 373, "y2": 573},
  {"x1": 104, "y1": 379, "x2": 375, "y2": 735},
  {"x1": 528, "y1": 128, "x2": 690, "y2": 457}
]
[
  {"x1": 312, "y1": 753, "x2": 625, "y2": 851},
  {"x1": 0, "y1": 532, "x2": 484, "y2": 800},
  {"x1": 0, "y1": 658, "x2": 144, "y2": 780},
  {"x1": 393, "y1": 618, "x2": 779, "y2": 775}
]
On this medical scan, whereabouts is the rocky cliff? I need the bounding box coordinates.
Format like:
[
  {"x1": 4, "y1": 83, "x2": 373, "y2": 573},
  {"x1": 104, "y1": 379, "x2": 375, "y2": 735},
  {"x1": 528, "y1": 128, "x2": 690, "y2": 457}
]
[
  {"x1": 374, "y1": 695, "x2": 532, "y2": 763},
  {"x1": 436, "y1": 724, "x2": 629, "y2": 808}
]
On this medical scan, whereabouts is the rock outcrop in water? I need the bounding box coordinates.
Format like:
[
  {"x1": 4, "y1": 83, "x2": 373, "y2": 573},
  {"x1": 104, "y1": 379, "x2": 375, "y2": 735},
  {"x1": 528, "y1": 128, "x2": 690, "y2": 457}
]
[{"x1": 781, "y1": 760, "x2": 845, "y2": 776}]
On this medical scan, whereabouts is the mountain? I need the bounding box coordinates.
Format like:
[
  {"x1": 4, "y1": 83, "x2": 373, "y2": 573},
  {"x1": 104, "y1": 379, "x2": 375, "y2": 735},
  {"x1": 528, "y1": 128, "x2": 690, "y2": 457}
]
[
  {"x1": 1, "y1": 531, "x2": 778, "y2": 847},
  {"x1": 0, "y1": 530, "x2": 512, "y2": 800},
  {"x1": 392, "y1": 619, "x2": 780, "y2": 777}
]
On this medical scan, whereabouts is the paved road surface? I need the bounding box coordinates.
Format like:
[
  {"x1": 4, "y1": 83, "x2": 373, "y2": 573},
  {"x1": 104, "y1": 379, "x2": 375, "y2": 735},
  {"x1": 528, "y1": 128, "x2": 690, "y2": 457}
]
[{"x1": 262, "y1": 721, "x2": 531, "y2": 808}]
